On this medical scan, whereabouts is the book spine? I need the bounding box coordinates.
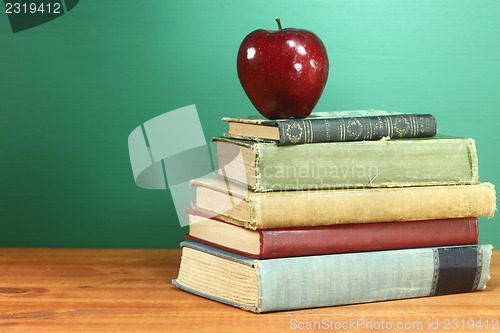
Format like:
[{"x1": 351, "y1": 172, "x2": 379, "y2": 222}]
[
  {"x1": 251, "y1": 183, "x2": 495, "y2": 229},
  {"x1": 278, "y1": 114, "x2": 436, "y2": 145},
  {"x1": 277, "y1": 114, "x2": 436, "y2": 144},
  {"x1": 259, "y1": 217, "x2": 478, "y2": 258},
  {"x1": 254, "y1": 137, "x2": 478, "y2": 192},
  {"x1": 255, "y1": 244, "x2": 491, "y2": 312}
]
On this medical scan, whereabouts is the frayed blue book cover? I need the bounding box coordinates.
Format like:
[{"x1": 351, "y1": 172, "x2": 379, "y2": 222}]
[{"x1": 173, "y1": 241, "x2": 492, "y2": 313}]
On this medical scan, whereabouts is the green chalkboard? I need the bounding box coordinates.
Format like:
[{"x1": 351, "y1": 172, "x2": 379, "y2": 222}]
[{"x1": 0, "y1": 0, "x2": 498, "y2": 248}]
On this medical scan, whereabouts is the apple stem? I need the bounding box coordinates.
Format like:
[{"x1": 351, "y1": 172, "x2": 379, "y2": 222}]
[{"x1": 275, "y1": 17, "x2": 282, "y2": 31}]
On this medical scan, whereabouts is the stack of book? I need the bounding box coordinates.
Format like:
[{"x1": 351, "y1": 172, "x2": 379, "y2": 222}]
[{"x1": 172, "y1": 111, "x2": 496, "y2": 313}]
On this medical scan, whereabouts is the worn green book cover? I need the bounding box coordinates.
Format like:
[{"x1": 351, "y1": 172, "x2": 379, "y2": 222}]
[{"x1": 214, "y1": 135, "x2": 478, "y2": 192}]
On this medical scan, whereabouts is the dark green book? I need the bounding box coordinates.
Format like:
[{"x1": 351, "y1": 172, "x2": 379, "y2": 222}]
[{"x1": 222, "y1": 110, "x2": 436, "y2": 145}]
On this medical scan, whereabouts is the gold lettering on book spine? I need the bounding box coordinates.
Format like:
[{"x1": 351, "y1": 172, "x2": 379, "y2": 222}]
[
  {"x1": 377, "y1": 117, "x2": 384, "y2": 138},
  {"x1": 308, "y1": 119, "x2": 313, "y2": 143},
  {"x1": 284, "y1": 122, "x2": 303, "y2": 144},
  {"x1": 394, "y1": 116, "x2": 410, "y2": 138},
  {"x1": 345, "y1": 118, "x2": 362, "y2": 140},
  {"x1": 368, "y1": 117, "x2": 373, "y2": 140},
  {"x1": 339, "y1": 118, "x2": 345, "y2": 141},
  {"x1": 430, "y1": 249, "x2": 439, "y2": 295},
  {"x1": 387, "y1": 116, "x2": 393, "y2": 138},
  {"x1": 300, "y1": 120, "x2": 306, "y2": 143},
  {"x1": 411, "y1": 115, "x2": 417, "y2": 137},
  {"x1": 324, "y1": 119, "x2": 330, "y2": 141}
]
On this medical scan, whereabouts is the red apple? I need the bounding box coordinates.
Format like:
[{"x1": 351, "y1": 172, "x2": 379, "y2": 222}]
[{"x1": 237, "y1": 18, "x2": 329, "y2": 119}]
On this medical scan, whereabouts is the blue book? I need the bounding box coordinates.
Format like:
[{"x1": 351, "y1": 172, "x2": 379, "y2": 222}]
[{"x1": 172, "y1": 240, "x2": 492, "y2": 313}]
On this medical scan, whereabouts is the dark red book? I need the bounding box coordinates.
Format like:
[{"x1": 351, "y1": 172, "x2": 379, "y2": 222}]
[{"x1": 185, "y1": 210, "x2": 479, "y2": 259}]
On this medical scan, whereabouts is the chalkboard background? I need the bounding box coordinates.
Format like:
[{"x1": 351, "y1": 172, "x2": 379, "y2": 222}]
[{"x1": 1, "y1": 0, "x2": 498, "y2": 248}]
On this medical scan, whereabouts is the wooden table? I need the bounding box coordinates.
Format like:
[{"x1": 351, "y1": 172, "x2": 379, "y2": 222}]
[{"x1": 0, "y1": 248, "x2": 498, "y2": 332}]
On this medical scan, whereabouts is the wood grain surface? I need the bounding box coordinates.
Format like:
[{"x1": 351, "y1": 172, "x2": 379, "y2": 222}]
[{"x1": 0, "y1": 248, "x2": 498, "y2": 332}]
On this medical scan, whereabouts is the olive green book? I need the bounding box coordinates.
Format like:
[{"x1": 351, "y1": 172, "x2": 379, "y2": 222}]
[{"x1": 213, "y1": 135, "x2": 478, "y2": 192}]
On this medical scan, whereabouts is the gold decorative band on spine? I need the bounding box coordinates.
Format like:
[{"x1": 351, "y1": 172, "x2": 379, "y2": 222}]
[
  {"x1": 430, "y1": 249, "x2": 440, "y2": 295},
  {"x1": 472, "y1": 246, "x2": 483, "y2": 291}
]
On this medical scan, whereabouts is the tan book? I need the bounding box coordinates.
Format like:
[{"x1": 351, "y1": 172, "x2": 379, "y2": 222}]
[{"x1": 191, "y1": 178, "x2": 496, "y2": 230}]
